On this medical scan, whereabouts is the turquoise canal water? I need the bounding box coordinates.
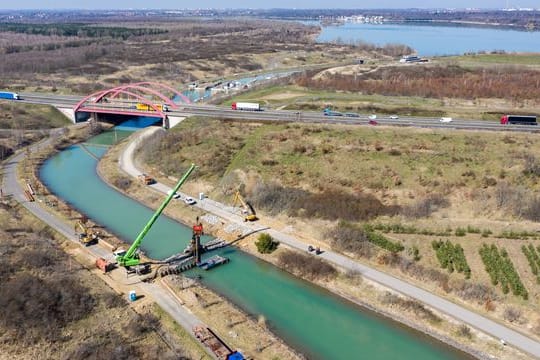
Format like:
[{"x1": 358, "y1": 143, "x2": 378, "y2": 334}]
[
  {"x1": 40, "y1": 128, "x2": 470, "y2": 360},
  {"x1": 317, "y1": 22, "x2": 540, "y2": 56}
]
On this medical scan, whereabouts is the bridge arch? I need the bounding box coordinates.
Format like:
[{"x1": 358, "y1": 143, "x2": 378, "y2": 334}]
[{"x1": 73, "y1": 82, "x2": 192, "y2": 126}]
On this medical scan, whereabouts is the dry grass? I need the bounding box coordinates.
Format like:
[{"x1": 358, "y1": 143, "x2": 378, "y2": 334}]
[
  {"x1": 0, "y1": 200, "x2": 193, "y2": 360},
  {"x1": 0, "y1": 18, "x2": 367, "y2": 95},
  {"x1": 136, "y1": 116, "x2": 540, "y2": 344}
]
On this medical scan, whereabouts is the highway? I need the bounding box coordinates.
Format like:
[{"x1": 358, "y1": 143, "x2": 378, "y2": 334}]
[{"x1": 16, "y1": 92, "x2": 540, "y2": 133}]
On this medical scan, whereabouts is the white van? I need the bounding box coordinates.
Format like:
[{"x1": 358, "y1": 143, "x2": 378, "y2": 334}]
[
  {"x1": 167, "y1": 189, "x2": 181, "y2": 199},
  {"x1": 440, "y1": 117, "x2": 453, "y2": 123}
]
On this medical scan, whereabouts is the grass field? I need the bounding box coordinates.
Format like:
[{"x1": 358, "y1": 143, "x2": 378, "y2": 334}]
[
  {"x1": 137, "y1": 116, "x2": 540, "y2": 342},
  {"x1": 449, "y1": 53, "x2": 540, "y2": 67},
  {"x1": 229, "y1": 83, "x2": 535, "y2": 121}
]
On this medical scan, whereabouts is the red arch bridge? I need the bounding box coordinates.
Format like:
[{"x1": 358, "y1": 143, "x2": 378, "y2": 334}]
[{"x1": 73, "y1": 82, "x2": 192, "y2": 128}]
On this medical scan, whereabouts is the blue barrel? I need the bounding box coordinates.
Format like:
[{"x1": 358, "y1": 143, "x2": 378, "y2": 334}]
[{"x1": 129, "y1": 290, "x2": 137, "y2": 302}]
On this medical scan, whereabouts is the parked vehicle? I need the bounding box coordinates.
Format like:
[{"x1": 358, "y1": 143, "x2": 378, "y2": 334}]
[
  {"x1": 138, "y1": 173, "x2": 155, "y2": 185},
  {"x1": 184, "y1": 196, "x2": 196, "y2": 205},
  {"x1": 167, "y1": 190, "x2": 181, "y2": 199},
  {"x1": 95, "y1": 257, "x2": 114, "y2": 273},
  {"x1": 0, "y1": 91, "x2": 20, "y2": 100},
  {"x1": 231, "y1": 102, "x2": 261, "y2": 111},
  {"x1": 500, "y1": 115, "x2": 537, "y2": 125}
]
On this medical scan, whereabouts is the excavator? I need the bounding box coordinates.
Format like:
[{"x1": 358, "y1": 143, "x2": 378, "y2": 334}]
[
  {"x1": 233, "y1": 190, "x2": 258, "y2": 222},
  {"x1": 75, "y1": 219, "x2": 99, "y2": 246},
  {"x1": 115, "y1": 163, "x2": 196, "y2": 275}
]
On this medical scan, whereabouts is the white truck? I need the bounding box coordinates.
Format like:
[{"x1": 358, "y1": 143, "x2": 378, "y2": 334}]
[{"x1": 231, "y1": 102, "x2": 261, "y2": 111}]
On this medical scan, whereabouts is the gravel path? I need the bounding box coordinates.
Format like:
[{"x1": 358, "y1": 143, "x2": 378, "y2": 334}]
[{"x1": 120, "y1": 127, "x2": 540, "y2": 359}]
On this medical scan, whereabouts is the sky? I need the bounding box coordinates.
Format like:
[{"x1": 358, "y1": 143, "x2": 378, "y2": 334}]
[{"x1": 0, "y1": 1, "x2": 538, "y2": 10}]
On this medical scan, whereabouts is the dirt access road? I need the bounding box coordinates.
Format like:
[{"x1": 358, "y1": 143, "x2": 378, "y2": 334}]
[
  {"x1": 1, "y1": 134, "x2": 217, "y2": 360},
  {"x1": 121, "y1": 126, "x2": 540, "y2": 359}
]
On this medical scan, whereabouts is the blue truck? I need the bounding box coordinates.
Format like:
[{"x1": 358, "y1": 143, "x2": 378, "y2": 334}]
[{"x1": 0, "y1": 91, "x2": 20, "y2": 100}]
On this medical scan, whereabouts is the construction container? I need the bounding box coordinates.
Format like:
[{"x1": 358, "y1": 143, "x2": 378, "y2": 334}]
[{"x1": 95, "y1": 257, "x2": 114, "y2": 273}]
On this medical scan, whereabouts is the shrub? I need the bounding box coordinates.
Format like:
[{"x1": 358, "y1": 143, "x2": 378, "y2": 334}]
[
  {"x1": 62, "y1": 330, "x2": 140, "y2": 360},
  {"x1": 404, "y1": 194, "x2": 449, "y2": 218},
  {"x1": 255, "y1": 233, "x2": 279, "y2": 254},
  {"x1": 277, "y1": 250, "x2": 337, "y2": 281},
  {"x1": 325, "y1": 221, "x2": 373, "y2": 258},
  {"x1": 457, "y1": 324, "x2": 472, "y2": 339},
  {"x1": 0, "y1": 273, "x2": 95, "y2": 345},
  {"x1": 503, "y1": 307, "x2": 523, "y2": 324},
  {"x1": 250, "y1": 182, "x2": 399, "y2": 221},
  {"x1": 379, "y1": 292, "x2": 441, "y2": 323}
]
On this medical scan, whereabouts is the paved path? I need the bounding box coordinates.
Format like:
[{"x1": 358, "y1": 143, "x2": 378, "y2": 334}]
[
  {"x1": 2, "y1": 133, "x2": 216, "y2": 360},
  {"x1": 120, "y1": 127, "x2": 540, "y2": 359}
]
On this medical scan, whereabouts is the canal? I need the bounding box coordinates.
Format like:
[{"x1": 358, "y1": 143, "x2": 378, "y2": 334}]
[{"x1": 40, "y1": 125, "x2": 471, "y2": 360}]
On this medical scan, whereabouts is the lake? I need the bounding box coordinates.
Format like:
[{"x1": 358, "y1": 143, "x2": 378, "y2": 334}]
[{"x1": 316, "y1": 22, "x2": 540, "y2": 56}]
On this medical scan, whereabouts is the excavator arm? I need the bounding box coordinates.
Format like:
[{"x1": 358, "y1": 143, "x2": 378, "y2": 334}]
[
  {"x1": 117, "y1": 163, "x2": 196, "y2": 267},
  {"x1": 233, "y1": 190, "x2": 258, "y2": 221}
]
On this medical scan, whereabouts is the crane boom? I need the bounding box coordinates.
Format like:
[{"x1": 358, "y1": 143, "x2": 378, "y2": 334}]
[{"x1": 117, "y1": 163, "x2": 196, "y2": 267}]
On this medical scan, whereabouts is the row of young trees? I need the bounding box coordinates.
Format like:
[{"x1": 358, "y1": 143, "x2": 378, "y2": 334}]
[
  {"x1": 479, "y1": 244, "x2": 528, "y2": 300},
  {"x1": 521, "y1": 243, "x2": 540, "y2": 284},
  {"x1": 432, "y1": 240, "x2": 471, "y2": 279},
  {"x1": 363, "y1": 225, "x2": 405, "y2": 253}
]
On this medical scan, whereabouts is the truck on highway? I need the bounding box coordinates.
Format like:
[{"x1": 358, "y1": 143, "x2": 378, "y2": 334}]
[
  {"x1": 0, "y1": 91, "x2": 20, "y2": 100},
  {"x1": 231, "y1": 102, "x2": 261, "y2": 111},
  {"x1": 136, "y1": 103, "x2": 169, "y2": 112},
  {"x1": 500, "y1": 114, "x2": 537, "y2": 125}
]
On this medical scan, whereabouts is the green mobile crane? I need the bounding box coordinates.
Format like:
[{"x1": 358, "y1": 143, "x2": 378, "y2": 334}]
[{"x1": 116, "y1": 163, "x2": 196, "y2": 271}]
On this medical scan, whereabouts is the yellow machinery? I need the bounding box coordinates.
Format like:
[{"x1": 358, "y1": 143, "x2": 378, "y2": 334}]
[
  {"x1": 233, "y1": 190, "x2": 258, "y2": 222},
  {"x1": 75, "y1": 220, "x2": 99, "y2": 246},
  {"x1": 136, "y1": 103, "x2": 168, "y2": 112}
]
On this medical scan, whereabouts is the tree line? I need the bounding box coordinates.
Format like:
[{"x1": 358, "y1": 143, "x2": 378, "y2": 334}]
[{"x1": 0, "y1": 23, "x2": 168, "y2": 39}]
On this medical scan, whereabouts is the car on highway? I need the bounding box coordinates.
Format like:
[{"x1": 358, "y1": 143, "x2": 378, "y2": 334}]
[
  {"x1": 368, "y1": 114, "x2": 377, "y2": 120},
  {"x1": 184, "y1": 196, "x2": 196, "y2": 205},
  {"x1": 389, "y1": 115, "x2": 399, "y2": 119},
  {"x1": 439, "y1": 117, "x2": 453, "y2": 123},
  {"x1": 369, "y1": 120, "x2": 378, "y2": 125},
  {"x1": 345, "y1": 112, "x2": 360, "y2": 117}
]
